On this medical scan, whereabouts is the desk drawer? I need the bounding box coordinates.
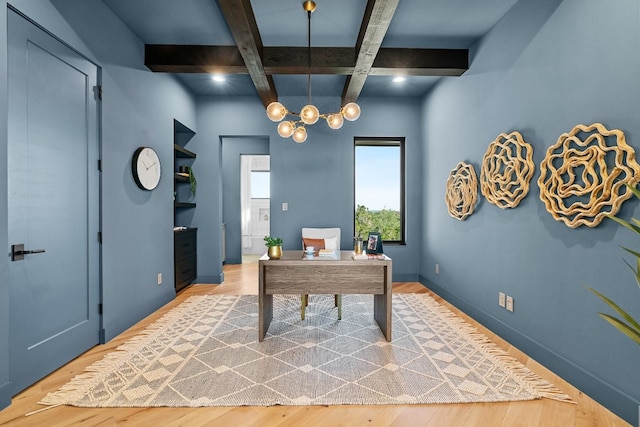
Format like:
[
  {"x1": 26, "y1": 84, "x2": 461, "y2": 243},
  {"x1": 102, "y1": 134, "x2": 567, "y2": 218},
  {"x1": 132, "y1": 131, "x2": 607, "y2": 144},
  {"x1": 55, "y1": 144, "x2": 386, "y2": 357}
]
[{"x1": 264, "y1": 264, "x2": 386, "y2": 294}]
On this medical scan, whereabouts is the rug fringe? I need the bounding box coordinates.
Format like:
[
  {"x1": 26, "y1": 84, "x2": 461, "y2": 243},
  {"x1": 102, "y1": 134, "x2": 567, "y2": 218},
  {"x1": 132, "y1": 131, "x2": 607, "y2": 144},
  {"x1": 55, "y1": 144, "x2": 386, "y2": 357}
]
[
  {"x1": 39, "y1": 293, "x2": 574, "y2": 409},
  {"x1": 409, "y1": 293, "x2": 574, "y2": 404},
  {"x1": 38, "y1": 295, "x2": 218, "y2": 408}
]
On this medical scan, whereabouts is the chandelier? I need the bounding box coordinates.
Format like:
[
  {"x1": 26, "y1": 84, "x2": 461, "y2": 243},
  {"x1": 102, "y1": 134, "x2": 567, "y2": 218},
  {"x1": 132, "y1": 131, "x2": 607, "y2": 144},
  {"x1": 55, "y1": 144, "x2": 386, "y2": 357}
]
[{"x1": 265, "y1": 0, "x2": 361, "y2": 143}]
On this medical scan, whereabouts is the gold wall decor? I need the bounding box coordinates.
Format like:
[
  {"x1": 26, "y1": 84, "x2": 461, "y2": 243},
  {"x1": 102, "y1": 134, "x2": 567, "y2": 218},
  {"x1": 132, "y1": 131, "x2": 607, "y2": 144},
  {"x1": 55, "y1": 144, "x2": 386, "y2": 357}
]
[
  {"x1": 480, "y1": 131, "x2": 535, "y2": 209},
  {"x1": 538, "y1": 123, "x2": 640, "y2": 228},
  {"x1": 446, "y1": 161, "x2": 478, "y2": 220}
]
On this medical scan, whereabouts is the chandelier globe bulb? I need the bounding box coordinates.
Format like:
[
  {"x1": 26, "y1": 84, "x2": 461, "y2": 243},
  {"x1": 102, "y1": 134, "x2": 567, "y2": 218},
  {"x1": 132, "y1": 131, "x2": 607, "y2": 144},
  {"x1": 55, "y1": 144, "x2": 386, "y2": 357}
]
[
  {"x1": 277, "y1": 121, "x2": 295, "y2": 138},
  {"x1": 327, "y1": 113, "x2": 344, "y2": 129},
  {"x1": 342, "y1": 102, "x2": 361, "y2": 121},
  {"x1": 300, "y1": 104, "x2": 320, "y2": 125},
  {"x1": 292, "y1": 126, "x2": 307, "y2": 143},
  {"x1": 266, "y1": 102, "x2": 287, "y2": 122}
]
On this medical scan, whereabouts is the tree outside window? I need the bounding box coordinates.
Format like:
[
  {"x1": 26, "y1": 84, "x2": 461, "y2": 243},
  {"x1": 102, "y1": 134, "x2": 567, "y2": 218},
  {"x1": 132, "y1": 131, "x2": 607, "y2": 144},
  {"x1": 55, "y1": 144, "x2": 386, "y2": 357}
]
[{"x1": 354, "y1": 137, "x2": 405, "y2": 244}]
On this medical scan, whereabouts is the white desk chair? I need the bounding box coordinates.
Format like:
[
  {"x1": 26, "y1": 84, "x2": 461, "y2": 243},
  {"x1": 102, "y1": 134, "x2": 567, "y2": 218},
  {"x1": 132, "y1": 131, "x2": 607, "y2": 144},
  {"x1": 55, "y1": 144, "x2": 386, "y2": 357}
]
[{"x1": 301, "y1": 227, "x2": 341, "y2": 320}]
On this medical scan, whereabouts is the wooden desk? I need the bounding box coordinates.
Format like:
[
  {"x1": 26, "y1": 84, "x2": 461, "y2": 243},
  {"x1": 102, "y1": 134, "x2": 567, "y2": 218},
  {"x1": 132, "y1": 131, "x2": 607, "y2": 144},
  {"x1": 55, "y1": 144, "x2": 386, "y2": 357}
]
[{"x1": 258, "y1": 250, "x2": 392, "y2": 341}]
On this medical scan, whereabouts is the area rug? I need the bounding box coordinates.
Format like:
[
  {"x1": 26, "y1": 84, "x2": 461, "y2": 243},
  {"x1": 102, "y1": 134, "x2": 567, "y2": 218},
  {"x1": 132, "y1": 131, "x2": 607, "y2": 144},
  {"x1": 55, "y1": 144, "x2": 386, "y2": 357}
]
[{"x1": 40, "y1": 293, "x2": 572, "y2": 408}]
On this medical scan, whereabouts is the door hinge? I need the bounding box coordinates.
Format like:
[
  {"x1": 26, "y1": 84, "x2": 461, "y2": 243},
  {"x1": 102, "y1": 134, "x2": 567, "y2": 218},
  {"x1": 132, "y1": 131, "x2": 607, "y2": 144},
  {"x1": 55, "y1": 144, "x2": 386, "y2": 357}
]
[
  {"x1": 98, "y1": 231, "x2": 102, "y2": 244},
  {"x1": 97, "y1": 159, "x2": 102, "y2": 171},
  {"x1": 98, "y1": 303, "x2": 103, "y2": 315},
  {"x1": 96, "y1": 85, "x2": 102, "y2": 100}
]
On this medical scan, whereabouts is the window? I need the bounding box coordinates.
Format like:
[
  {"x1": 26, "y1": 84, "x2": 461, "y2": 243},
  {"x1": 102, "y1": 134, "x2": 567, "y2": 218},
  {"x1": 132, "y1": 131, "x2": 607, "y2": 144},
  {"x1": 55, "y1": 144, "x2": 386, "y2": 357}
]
[
  {"x1": 250, "y1": 171, "x2": 270, "y2": 198},
  {"x1": 354, "y1": 137, "x2": 405, "y2": 244}
]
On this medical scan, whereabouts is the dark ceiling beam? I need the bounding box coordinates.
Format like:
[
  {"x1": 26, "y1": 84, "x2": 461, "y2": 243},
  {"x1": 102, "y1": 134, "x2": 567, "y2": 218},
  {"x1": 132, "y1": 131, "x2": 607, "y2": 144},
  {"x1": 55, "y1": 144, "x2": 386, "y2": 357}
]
[
  {"x1": 342, "y1": 0, "x2": 400, "y2": 105},
  {"x1": 145, "y1": 45, "x2": 468, "y2": 76},
  {"x1": 217, "y1": 0, "x2": 277, "y2": 107}
]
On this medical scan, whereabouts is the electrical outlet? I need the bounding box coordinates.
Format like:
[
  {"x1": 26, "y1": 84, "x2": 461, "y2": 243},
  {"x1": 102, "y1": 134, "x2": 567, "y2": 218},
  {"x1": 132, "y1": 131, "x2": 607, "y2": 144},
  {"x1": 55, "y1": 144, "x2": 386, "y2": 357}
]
[
  {"x1": 157, "y1": 273, "x2": 162, "y2": 285},
  {"x1": 498, "y1": 292, "x2": 506, "y2": 308},
  {"x1": 282, "y1": 202, "x2": 288, "y2": 211},
  {"x1": 435, "y1": 264, "x2": 440, "y2": 274},
  {"x1": 506, "y1": 295, "x2": 514, "y2": 312}
]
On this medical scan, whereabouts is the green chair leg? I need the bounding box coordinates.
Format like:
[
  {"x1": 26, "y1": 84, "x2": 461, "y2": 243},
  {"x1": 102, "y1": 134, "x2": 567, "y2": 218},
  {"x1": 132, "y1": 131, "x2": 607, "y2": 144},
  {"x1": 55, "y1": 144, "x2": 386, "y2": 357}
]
[
  {"x1": 301, "y1": 294, "x2": 341, "y2": 320},
  {"x1": 301, "y1": 294, "x2": 308, "y2": 320}
]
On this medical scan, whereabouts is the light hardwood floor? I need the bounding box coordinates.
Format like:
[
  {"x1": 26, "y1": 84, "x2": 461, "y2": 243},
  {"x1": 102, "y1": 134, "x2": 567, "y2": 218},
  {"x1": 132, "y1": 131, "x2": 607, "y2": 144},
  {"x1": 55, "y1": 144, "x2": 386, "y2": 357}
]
[{"x1": 0, "y1": 261, "x2": 631, "y2": 426}]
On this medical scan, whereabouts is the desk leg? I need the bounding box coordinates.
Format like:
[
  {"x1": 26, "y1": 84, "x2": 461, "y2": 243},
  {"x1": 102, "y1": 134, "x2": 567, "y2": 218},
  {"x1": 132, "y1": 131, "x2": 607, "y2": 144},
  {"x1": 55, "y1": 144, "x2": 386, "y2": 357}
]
[
  {"x1": 258, "y1": 263, "x2": 273, "y2": 342},
  {"x1": 373, "y1": 264, "x2": 392, "y2": 341},
  {"x1": 259, "y1": 294, "x2": 273, "y2": 342}
]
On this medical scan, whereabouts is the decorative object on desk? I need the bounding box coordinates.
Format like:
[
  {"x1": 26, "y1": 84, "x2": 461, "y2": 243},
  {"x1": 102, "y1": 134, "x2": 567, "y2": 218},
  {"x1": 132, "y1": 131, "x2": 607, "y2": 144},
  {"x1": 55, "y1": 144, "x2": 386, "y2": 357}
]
[
  {"x1": 538, "y1": 123, "x2": 640, "y2": 228},
  {"x1": 179, "y1": 165, "x2": 197, "y2": 197},
  {"x1": 132, "y1": 146, "x2": 161, "y2": 191},
  {"x1": 318, "y1": 248, "x2": 336, "y2": 257},
  {"x1": 351, "y1": 252, "x2": 368, "y2": 260},
  {"x1": 264, "y1": 235, "x2": 283, "y2": 259},
  {"x1": 302, "y1": 237, "x2": 324, "y2": 256},
  {"x1": 480, "y1": 131, "x2": 534, "y2": 209},
  {"x1": 366, "y1": 231, "x2": 383, "y2": 254},
  {"x1": 354, "y1": 235, "x2": 364, "y2": 254},
  {"x1": 305, "y1": 246, "x2": 314, "y2": 259},
  {"x1": 41, "y1": 294, "x2": 572, "y2": 409},
  {"x1": 445, "y1": 161, "x2": 478, "y2": 220},
  {"x1": 588, "y1": 183, "x2": 640, "y2": 345}
]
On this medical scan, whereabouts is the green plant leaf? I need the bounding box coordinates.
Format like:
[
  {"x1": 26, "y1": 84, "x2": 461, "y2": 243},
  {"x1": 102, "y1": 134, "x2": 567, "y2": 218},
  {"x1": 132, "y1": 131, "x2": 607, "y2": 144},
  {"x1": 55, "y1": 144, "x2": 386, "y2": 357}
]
[
  {"x1": 621, "y1": 246, "x2": 640, "y2": 260},
  {"x1": 606, "y1": 214, "x2": 640, "y2": 235},
  {"x1": 621, "y1": 259, "x2": 640, "y2": 288},
  {"x1": 589, "y1": 288, "x2": 640, "y2": 332},
  {"x1": 625, "y1": 182, "x2": 640, "y2": 199},
  {"x1": 596, "y1": 313, "x2": 640, "y2": 345}
]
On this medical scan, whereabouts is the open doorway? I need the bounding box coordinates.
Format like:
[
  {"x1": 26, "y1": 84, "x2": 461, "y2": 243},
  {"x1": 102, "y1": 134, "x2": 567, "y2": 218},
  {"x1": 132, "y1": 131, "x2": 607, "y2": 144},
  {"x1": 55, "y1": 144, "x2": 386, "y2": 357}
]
[{"x1": 241, "y1": 155, "x2": 270, "y2": 263}]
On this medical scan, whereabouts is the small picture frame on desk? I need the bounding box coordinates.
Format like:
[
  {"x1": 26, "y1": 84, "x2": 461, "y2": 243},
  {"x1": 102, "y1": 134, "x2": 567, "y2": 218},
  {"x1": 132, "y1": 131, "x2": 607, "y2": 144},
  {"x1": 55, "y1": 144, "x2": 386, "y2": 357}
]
[{"x1": 366, "y1": 232, "x2": 383, "y2": 254}]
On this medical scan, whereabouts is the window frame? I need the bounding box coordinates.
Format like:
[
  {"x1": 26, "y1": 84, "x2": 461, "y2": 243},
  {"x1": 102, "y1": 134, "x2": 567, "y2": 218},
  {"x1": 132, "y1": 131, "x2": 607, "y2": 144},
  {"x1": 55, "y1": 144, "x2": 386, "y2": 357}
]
[{"x1": 354, "y1": 137, "x2": 406, "y2": 245}]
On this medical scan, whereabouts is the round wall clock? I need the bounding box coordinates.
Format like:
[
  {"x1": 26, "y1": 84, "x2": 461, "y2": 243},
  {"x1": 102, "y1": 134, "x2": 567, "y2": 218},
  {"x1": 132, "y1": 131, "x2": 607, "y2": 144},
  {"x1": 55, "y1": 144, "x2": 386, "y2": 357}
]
[{"x1": 132, "y1": 146, "x2": 161, "y2": 190}]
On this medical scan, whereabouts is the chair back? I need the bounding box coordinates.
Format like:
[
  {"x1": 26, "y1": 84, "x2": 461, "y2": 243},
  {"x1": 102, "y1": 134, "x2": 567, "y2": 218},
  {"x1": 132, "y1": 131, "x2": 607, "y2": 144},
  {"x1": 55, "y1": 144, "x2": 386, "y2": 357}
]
[{"x1": 301, "y1": 227, "x2": 341, "y2": 253}]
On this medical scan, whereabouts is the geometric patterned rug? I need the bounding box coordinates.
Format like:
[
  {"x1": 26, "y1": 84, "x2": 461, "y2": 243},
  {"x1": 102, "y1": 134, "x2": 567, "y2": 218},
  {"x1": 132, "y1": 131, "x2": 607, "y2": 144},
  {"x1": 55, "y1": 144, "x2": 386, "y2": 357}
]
[{"x1": 40, "y1": 294, "x2": 573, "y2": 408}]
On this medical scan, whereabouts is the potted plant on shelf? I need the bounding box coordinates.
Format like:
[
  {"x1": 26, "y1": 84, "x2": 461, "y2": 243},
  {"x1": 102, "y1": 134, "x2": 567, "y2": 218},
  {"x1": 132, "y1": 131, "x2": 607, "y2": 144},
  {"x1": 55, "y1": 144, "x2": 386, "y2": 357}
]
[
  {"x1": 179, "y1": 165, "x2": 197, "y2": 198},
  {"x1": 264, "y1": 235, "x2": 283, "y2": 260}
]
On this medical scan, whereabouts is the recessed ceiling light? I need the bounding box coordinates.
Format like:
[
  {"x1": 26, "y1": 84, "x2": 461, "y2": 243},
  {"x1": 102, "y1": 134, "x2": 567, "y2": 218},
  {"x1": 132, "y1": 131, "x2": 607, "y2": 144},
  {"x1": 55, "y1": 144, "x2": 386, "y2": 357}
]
[
  {"x1": 392, "y1": 76, "x2": 406, "y2": 83},
  {"x1": 211, "y1": 75, "x2": 226, "y2": 83}
]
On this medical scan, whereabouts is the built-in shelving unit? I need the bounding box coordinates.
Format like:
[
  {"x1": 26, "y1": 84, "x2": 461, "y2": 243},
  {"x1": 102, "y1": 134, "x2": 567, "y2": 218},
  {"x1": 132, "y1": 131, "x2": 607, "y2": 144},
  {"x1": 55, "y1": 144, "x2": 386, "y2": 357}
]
[{"x1": 174, "y1": 119, "x2": 197, "y2": 291}]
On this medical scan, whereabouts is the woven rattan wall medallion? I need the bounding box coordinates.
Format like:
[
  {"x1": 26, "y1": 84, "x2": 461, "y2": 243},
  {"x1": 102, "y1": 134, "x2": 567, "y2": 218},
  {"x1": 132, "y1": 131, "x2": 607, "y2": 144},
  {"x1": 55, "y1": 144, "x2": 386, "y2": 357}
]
[
  {"x1": 446, "y1": 161, "x2": 478, "y2": 220},
  {"x1": 480, "y1": 131, "x2": 534, "y2": 209},
  {"x1": 538, "y1": 123, "x2": 640, "y2": 228}
]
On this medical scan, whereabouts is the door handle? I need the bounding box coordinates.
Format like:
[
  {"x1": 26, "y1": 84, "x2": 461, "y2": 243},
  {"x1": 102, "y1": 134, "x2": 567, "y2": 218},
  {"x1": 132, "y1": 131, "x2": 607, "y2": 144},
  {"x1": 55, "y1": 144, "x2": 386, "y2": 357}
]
[{"x1": 11, "y1": 244, "x2": 46, "y2": 261}]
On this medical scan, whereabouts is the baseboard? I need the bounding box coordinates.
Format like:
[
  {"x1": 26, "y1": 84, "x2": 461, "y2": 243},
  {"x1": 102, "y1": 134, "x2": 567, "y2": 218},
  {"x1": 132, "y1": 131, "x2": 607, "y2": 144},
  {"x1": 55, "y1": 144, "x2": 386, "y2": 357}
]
[
  {"x1": 0, "y1": 380, "x2": 11, "y2": 410},
  {"x1": 195, "y1": 274, "x2": 223, "y2": 284},
  {"x1": 392, "y1": 273, "x2": 419, "y2": 282},
  {"x1": 419, "y1": 275, "x2": 639, "y2": 426}
]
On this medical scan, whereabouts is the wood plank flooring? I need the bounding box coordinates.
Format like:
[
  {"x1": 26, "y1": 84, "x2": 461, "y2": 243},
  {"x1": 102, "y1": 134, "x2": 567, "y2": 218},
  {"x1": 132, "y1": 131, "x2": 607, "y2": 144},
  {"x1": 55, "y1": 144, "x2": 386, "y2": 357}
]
[{"x1": 0, "y1": 261, "x2": 631, "y2": 426}]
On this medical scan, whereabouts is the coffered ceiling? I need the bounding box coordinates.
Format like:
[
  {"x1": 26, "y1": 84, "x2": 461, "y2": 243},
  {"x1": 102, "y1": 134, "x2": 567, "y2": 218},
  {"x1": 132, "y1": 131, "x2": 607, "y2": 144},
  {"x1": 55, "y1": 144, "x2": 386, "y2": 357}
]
[{"x1": 101, "y1": 0, "x2": 519, "y2": 100}]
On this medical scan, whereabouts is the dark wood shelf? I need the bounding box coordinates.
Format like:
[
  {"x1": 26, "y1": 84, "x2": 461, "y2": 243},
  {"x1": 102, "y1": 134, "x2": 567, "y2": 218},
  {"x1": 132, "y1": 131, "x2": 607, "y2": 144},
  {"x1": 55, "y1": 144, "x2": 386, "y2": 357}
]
[
  {"x1": 175, "y1": 201, "x2": 196, "y2": 209},
  {"x1": 174, "y1": 144, "x2": 196, "y2": 158},
  {"x1": 175, "y1": 173, "x2": 190, "y2": 183}
]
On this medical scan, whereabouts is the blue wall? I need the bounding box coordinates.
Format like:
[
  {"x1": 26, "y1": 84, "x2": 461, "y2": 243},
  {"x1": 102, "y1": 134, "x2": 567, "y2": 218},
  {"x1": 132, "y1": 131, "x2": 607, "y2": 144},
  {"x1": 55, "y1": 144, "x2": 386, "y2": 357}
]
[
  {"x1": 195, "y1": 95, "x2": 423, "y2": 283},
  {"x1": 420, "y1": 0, "x2": 640, "y2": 424},
  {"x1": 0, "y1": 0, "x2": 197, "y2": 404},
  {"x1": 221, "y1": 137, "x2": 270, "y2": 265}
]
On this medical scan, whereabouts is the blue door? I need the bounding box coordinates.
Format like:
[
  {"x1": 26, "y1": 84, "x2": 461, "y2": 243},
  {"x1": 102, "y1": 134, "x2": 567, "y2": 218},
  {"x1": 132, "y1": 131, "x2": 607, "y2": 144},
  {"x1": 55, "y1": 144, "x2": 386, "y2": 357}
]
[{"x1": 7, "y1": 10, "x2": 101, "y2": 394}]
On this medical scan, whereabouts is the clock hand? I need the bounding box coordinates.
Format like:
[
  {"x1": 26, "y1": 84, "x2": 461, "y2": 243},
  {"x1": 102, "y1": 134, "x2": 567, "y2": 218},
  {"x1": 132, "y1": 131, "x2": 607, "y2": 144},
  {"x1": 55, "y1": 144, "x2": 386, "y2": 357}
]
[
  {"x1": 140, "y1": 159, "x2": 149, "y2": 169},
  {"x1": 146, "y1": 161, "x2": 157, "y2": 170}
]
